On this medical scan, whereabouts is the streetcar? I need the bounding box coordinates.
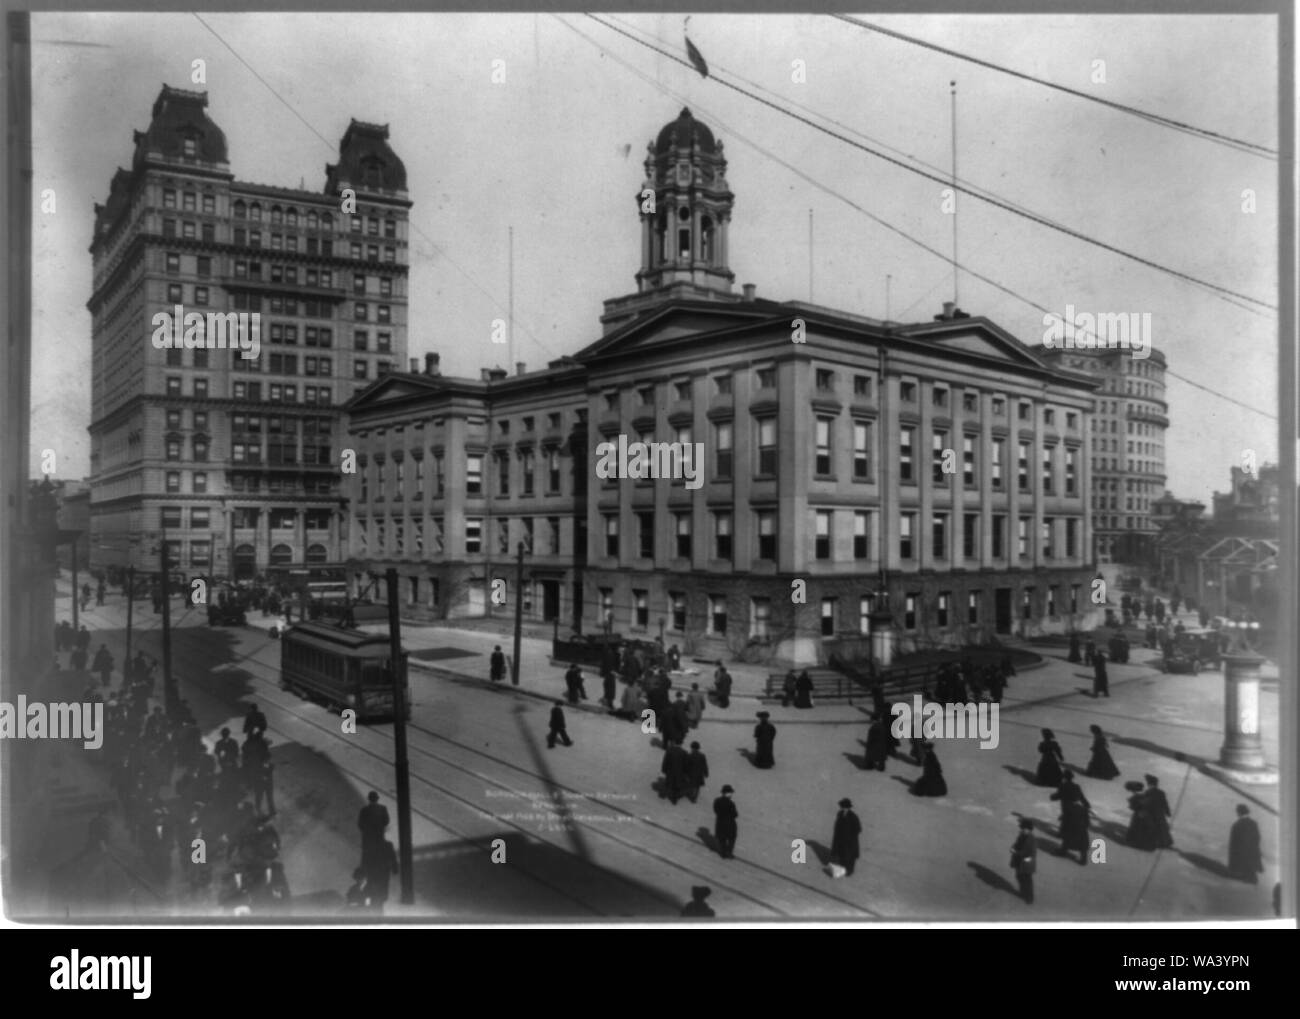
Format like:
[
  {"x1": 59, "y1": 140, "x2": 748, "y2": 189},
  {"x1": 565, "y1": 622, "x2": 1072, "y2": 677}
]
[{"x1": 278, "y1": 621, "x2": 410, "y2": 722}]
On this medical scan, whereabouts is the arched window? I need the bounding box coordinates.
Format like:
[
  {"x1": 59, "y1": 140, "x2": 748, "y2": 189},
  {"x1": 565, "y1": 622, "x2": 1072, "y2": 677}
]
[
  {"x1": 286, "y1": 208, "x2": 298, "y2": 227},
  {"x1": 233, "y1": 200, "x2": 247, "y2": 219},
  {"x1": 701, "y1": 215, "x2": 714, "y2": 263},
  {"x1": 271, "y1": 205, "x2": 283, "y2": 224},
  {"x1": 307, "y1": 210, "x2": 319, "y2": 229},
  {"x1": 306, "y1": 543, "x2": 328, "y2": 564},
  {"x1": 270, "y1": 543, "x2": 293, "y2": 566},
  {"x1": 249, "y1": 203, "x2": 263, "y2": 222},
  {"x1": 233, "y1": 544, "x2": 256, "y2": 580},
  {"x1": 321, "y1": 212, "x2": 333, "y2": 230}
]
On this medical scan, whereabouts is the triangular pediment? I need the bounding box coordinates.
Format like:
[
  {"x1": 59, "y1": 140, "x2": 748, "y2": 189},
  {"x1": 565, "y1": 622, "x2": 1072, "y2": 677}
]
[
  {"x1": 895, "y1": 317, "x2": 1054, "y2": 371},
  {"x1": 577, "y1": 301, "x2": 774, "y2": 361},
  {"x1": 343, "y1": 372, "x2": 447, "y2": 412}
]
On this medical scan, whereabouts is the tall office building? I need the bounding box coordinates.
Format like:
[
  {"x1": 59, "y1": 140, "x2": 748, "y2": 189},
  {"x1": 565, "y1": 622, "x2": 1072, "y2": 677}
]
[
  {"x1": 1038, "y1": 345, "x2": 1168, "y2": 563},
  {"x1": 87, "y1": 86, "x2": 410, "y2": 580}
]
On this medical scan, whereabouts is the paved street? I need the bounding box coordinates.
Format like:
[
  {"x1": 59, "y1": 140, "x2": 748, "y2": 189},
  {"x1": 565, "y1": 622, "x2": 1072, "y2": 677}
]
[{"x1": 20, "y1": 583, "x2": 1281, "y2": 921}]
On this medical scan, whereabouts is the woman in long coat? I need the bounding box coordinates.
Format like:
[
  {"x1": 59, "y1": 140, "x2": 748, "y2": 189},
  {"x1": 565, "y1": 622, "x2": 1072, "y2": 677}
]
[
  {"x1": 864, "y1": 717, "x2": 889, "y2": 771},
  {"x1": 1084, "y1": 724, "x2": 1120, "y2": 779},
  {"x1": 1051, "y1": 771, "x2": 1091, "y2": 864},
  {"x1": 753, "y1": 712, "x2": 776, "y2": 768},
  {"x1": 1035, "y1": 728, "x2": 1065, "y2": 787},
  {"x1": 794, "y1": 670, "x2": 815, "y2": 709},
  {"x1": 912, "y1": 743, "x2": 947, "y2": 796},
  {"x1": 1125, "y1": 780, "x2": 1157, "y2": 850},
  {"x1": 1228, "y1": 805, "x2": 1264, "y2": 884}
]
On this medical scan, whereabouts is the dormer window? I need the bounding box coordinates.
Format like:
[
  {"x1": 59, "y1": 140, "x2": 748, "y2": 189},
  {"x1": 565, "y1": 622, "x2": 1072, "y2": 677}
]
[{"x1": 183, "y1": 137, "x2": 196, "y2": 158}]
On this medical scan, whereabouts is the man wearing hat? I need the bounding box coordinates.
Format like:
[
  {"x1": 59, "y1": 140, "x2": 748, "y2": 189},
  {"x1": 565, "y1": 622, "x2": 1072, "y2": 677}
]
[
  {"x1": 753, "y1": 711, "x2": 776, "y2": 768},
  {"x1": 831, "y1": 798, "x2": 863, "y2": 876},
  {"x1": 1010, "y1": 818, "x2": 1037, "y2": 904},
  {"x1": 547, "y1": 699, "x2": 573, "y2": 748},
  {"x1": 214, "y1": 727, "x2": 240, "y2": 772},
  {"x1": 661, "y1": 739, "x2": 690, "y2": 804},
  {"x1": 713, "y1": 785, "x2": 738, "y2": 859},
  {"x1": 358, "y1": 790, "x2": 390, "y2": 866},
  {"x1": 686, "y1": 741, "x2": 710, "y2": 803},
  {"x1": 1145, "y1": 775, "x2": 1173, "y2": 848},
  {"x1": 681, "y1": 885, "x2": 715, "y2": 918}
]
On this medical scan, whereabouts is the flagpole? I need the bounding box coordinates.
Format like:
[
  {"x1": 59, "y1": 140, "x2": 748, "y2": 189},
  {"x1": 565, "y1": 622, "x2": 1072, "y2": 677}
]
[
  {"x1": 950, "y1": 79, "x2": 958, "y2": 306},
  {"x1": 508, "y1": 224, "x2": 514, "y2": 369},
  {"x1": 808, "y1": 208, "x2": 814, "y2": 303}
]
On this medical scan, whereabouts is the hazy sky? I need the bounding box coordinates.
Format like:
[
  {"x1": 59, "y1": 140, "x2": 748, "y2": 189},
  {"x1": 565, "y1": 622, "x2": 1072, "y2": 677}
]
[{"x1": 30, "y1": 11, "x2": 1279, "y2": 504}]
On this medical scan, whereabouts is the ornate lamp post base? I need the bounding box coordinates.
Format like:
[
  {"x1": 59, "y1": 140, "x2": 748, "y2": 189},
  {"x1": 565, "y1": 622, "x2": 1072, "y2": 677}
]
[{"x1": 1205, "y1": 651, "x2": 1277, "y2": 785}]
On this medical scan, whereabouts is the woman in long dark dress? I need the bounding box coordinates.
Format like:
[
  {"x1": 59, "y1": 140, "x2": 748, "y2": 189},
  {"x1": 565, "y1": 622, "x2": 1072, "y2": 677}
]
[
  {"x1": 1084, "y1": 724, "x2": 1120, "y2": 780},
  {"x1": 864, "y1": 718, "x2": 889, "y2": 771},
  {"x1": 753, "y1": 712, "x2": 776, "y2": 768},
  {"x1": 1051, "y1": 771, "x2": 1091, "y2": 864},
  {"x1": 794, "y1": 670, "x2": 814, "y2": 709},
  {"x1": 912, "y1": 743, "x2": 947, "y2": 796},
  {"x1": 1125, "y1": 780, "x2": 1157, "y2": 850},
  {"x1": 1035, "y1": 728, "x2": 1065, "y2": 787}
]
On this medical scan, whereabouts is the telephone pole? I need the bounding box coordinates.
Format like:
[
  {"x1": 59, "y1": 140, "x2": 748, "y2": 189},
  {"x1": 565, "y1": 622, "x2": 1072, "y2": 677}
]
[
  {"x1": 384, "y1": 568, "x2": 414, "y2": 904},
  {"x1": 511, "y1": 541, "x2": 525, "y2": 686}
]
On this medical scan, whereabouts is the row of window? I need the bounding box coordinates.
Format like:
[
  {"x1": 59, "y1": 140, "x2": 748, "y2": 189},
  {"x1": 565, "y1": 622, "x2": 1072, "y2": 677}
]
[
  {"x1": 229, "y1": 202, "x2": 398, "y2": 238},
  {"x1": 159, "y1": 469, "x2": 337, "y2": 496},
  {"x1": 600, "y1": 510, "x2": 1080, "y2": 562},
  {"x1": 166, "y1": 375, "x2": 336, "y2": 405},
  {"x1": 596, "y1": 584, "x2": 1086, "y2": 639},
  {"x1": 355, "y1": 516, "x2": 565, "y2": 558}
]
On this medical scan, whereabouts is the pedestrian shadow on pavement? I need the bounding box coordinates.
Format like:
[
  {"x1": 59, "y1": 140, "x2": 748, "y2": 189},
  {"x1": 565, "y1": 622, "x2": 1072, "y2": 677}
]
[
  {"x1": 696, "y1": 826, "x2": 721, "y2": 857},
  {"x1": 805, "y1": 840, "x2": 833, "y2": 867},
  {"x1": 966, "y1": 861, "x2": 1021, "y2": 900},
  {"x1": 843, "y1": 741, "x2": 869, "y2": 770},
  {"x1": 1176, "y1": 849, "x2": 1232, "y2": 880},
  {"x1": 889, "y1": 775, "x2": 917, "y2": 793},
  {"x1": 1001, "y1": 764, "x2": 1043, "y2": 787}
]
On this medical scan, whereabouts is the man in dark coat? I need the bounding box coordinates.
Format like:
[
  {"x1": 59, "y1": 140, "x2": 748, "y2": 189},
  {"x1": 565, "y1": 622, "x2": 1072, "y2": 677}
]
[
  {"x1": 686, "y1": 741, "x2": 709, "y2": 803},
  {"x1": 660, "y1": 693, "x2": 687, "y2": 747},
  {"x1": 358, "y1": 790, "x2": 390, "y2": 864},
  {"x1": 215, "y1": 727, "x2": 240, "y2": 772},
  {"x1": 912, "y1": 743, "x2": 948, "y2": 796},
  {"x1": 1067, "y1": 633, "x2": 1081, "y2": 663},
  {"x1": 1092, "y1": 651, "x2": 1110, "y2": 698},
  {"x1": 601, "y1": 667, "x2": 617, "y2": 709},
  {"x1": 864, "y1": 717, "x2": 889, "y2": 771},
  {"x1": 669, "y1": 691, "x2": 690, "y2": 741},
  {"x1": 660, "y1": 740, "x2": 690, "y2": 804},
  {"x1": 243, "y1": 703, "x2": 268, "y2": 738},
  {"x1": 1145, "y1": 775, "x2": 1173, "y2": 848},
  {"x1": 547, "y1": 700, "x2": 573, "y2": 748},
  {"x1": 564, "y1": 664, "x2": 583, "y2": 704},
  {"x1": 1228, "y1": 805, "x2": 1263, "y2": 884},
  {"x1": 92, "y1": 645, "x2": 114, "y2": 687},
  {"x1": 1011, "y1": 818, "x2": 1037, "y2": 904},
  {"x1": 712, "y1": 664, "x2": 732, "y2": 708},
  {"x1": 752, "y1": 712, "x2": 776, "y2": 768},
  {"x1": 831, "y1": 798, "x2": 863, "y2": 875},
  {"x1": 363, "y1": 838, "x2": 399, "y2": 915},
  {"x1": 713, "y1": 785, "x2": 738, "y2": 859},
  {"x1": 781, "y1": 670, "x2": 797, "y2": 707},
  {"x1": 489, "y1": 645, "x2": 506, "y2": 682}
]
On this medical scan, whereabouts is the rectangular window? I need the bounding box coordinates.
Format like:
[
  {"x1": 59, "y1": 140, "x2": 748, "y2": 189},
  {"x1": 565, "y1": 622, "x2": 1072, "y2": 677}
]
[
  {"x1": 675, "y1": 512, "x2": 692, "y2": 558},
  {"x1": 932, "y1": 512, "x2": 947, "y2": 559},
  {"x1": 757, "y1": 418, "x2": 777, "y2": 475},
  {"x1": 936, "y1": 592, "x2": 950, "y2": 628},
  {"x1": 968, "y1": 591, "x2": 980, "y2": 625},
  {"x1": 714, "y1": 374, "x2": 732, "y2": 396},
  {"x1": 853, "y1": 375, "x2": 872, "y2": 398},
  {"x1": 750, "y1": 598, "x2": 771, "y2": 640},
  {"x1": 853, "y1": 421, "x2": 871, "y2": 480},
  {"x1": 714, "y1": 421, "x2": 733, "y2": 479},
  {"x1": 858, "y1": 595, "x2": 875, "y2": 635},
  {"x1": 821, "y1": 597, "x2": 837, "y2": 636},
  {"x1": 165, "y1": 471, "x2": 180, "y2": 493},
  {"x1": 932, "y1": 429, "x2": 948, "y2": 483},
  {"x1": 815, "y1": 417, "x2": 833, "y2": 475},
  {"x1": 900, "y1": 381, "x2": 916, "y2": 402},
  {"x1": 1042, "y1": 445, "x2": 1055, "y2": 494},
  {"x1": 816, "y1": 369, "x2": 834, "y2": 391},
  {"x1": 1066, "y1": 518, "x2": 1078, "y2": 558},
  {"x1": 1018, "y1": 442, "x2": 1031, "y2": 492},
  {"x1": 634, "y1": 590, "x2": 649, "y2": 627},
  {"x1": 465, "y1": 518, "x2": 482, "y2": 554},
  {"x1": 992, "y1": 515, "x2": 1005, "y2": 558},
  {"x1": 899, "y1": 427, "x2": 914, "y2": 482},
  {"x1": 161, "y1": 506, "x2": 182, "y2": 529},
  {"x1": 495, "y1": 452, "x2": 510, "y2": 497},
  {"x1": 962, "y1": 391, "x2": 978, "y2": 412},
  {"x1": 757, "y1": 510, "x2": 777, "y2": 560},
  {"x1": 604, "y1": 514, "x2": 619, "y2": 557},
  {"x1": 815, "y1": 510, "x2": 831, "y2": 560},
  {"x1": 466, "y1": 455, "x2": 482, "y2": 496},
  {"x1": 637, "y1": 512, "x2": 654, "y2": 559},
  {"x1": 670, "y1": 592, "x2": 686, "y2": 632},
  {"x1": 963, "y1": 513, "x2": 978, "y2": 558},
  {"x1": 899, "y1": 512, "x2": 915, "y2": 559},
  {"x1": 962, "y1": 435, "x2": 976, "y2": 485},
  {"x1": 1047, "y1": 585, "x2": 1058, "y2": 617},
  {"x1": 992, "y1": 439, "x2": 1004, "y2": 489},
  {"x1": 1017, "y1": 517, "x2": 1029, "y2": 557},
  {"x1": 714, "y1": 512, "x2": 733, "y2": 560},
  {"x1": 904, "y1": 594, "x2": 917, "y2": 630},
  {"x1": 853, "y1": 511, "x2": 869, "y2": 559},
  {"x1": 756, "y1": 367, "x2": 776, "y2": 388},
  {"x1": 710, "y1": 595, "x2": 728, "y2": 636},
  {"x1": 1065, "y1": 448, "x2": 1077, "y2": 495},
  {"x1": 933, "y1": 386, "x2": 949, "y2": 409},
  {"x1": 1023, "y1": 587, "x2": 1034, "y2": 620}
]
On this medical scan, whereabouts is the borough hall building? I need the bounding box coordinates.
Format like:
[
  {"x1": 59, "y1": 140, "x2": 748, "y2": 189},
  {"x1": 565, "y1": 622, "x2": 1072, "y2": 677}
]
[{"x1": 344, "y1": 108, "x2": 1101, "y2": 665}]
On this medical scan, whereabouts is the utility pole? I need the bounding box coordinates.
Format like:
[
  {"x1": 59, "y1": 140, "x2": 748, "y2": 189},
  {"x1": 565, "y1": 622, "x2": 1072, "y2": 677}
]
[
  {"x1": 124, "y1": 565, "x2": 134, "y2": 678},
  {"x1": 384, "y1": 568, "x2": 414, "y2": 905},
  {"x1": 511, "y1": 541, "x2": 524, "y2": 686},
  {"x1": 159, "y1": 538, "x2": 177, "y2": 716}
]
